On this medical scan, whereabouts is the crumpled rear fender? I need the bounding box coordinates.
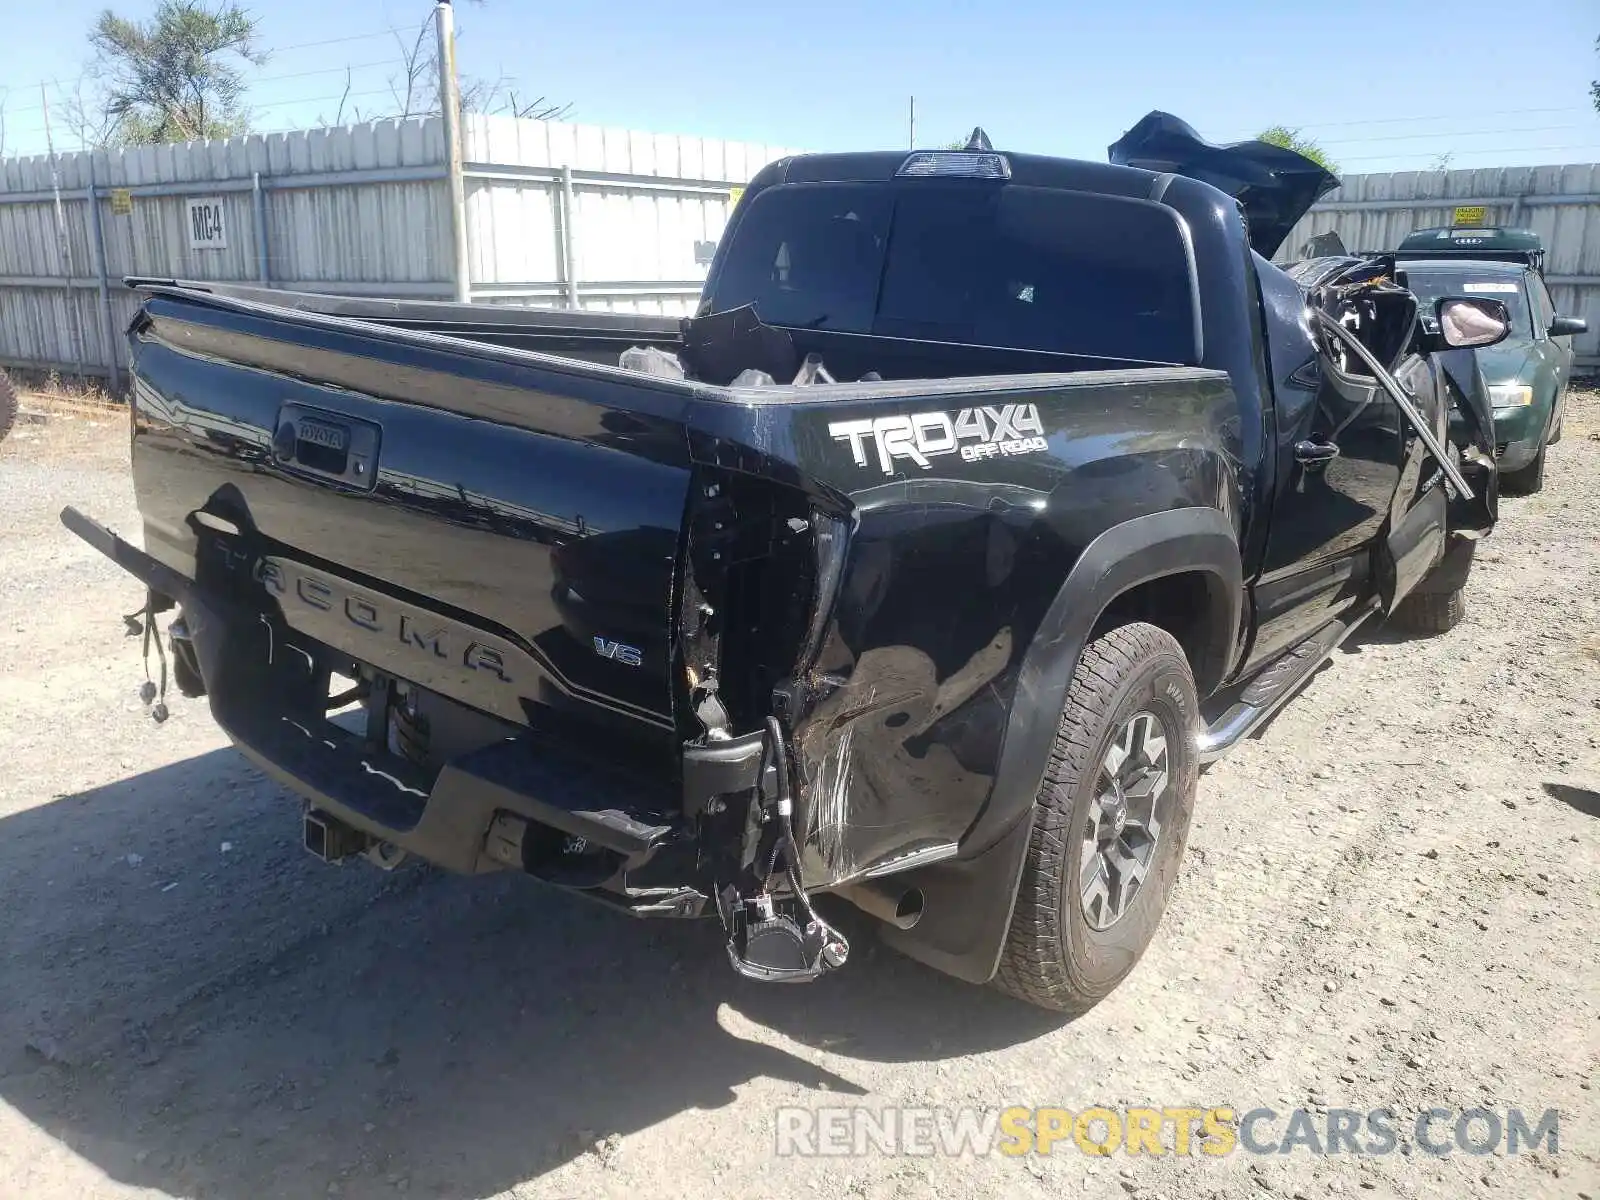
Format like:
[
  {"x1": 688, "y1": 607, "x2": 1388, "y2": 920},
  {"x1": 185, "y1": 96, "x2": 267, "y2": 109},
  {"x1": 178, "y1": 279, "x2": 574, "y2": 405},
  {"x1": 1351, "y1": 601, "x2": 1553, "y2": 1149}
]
[{"x1": 874, "y1": 506, "x2": 1242, "y2": 984}]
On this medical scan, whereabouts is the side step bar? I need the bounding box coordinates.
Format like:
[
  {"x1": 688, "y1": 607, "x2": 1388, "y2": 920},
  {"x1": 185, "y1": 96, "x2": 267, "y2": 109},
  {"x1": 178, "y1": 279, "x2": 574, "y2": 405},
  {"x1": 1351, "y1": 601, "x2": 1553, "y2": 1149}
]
[{"x1": 1197, "y1": 601, "x2": 1379, "y2": 764}]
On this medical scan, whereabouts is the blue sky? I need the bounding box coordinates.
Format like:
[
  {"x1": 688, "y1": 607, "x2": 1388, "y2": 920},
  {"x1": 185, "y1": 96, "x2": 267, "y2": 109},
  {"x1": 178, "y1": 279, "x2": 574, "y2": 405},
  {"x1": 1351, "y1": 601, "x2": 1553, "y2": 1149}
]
[{"x1": 3, "y1": 0, "x2": 1599, "y2": 176}]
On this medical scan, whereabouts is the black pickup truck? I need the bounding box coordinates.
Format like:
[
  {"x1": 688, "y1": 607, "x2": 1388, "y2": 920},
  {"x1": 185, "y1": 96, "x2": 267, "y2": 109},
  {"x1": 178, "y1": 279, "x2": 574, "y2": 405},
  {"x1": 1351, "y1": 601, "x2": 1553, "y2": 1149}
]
[{"x1": 66, "y1": 114, "x2": 1510, "y2": 1014}]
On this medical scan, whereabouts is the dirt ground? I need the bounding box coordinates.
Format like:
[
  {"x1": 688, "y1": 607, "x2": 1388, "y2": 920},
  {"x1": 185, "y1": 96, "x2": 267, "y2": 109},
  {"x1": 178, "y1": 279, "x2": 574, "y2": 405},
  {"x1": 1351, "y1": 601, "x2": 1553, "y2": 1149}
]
[{"x1": 1, "y1": 391, "x2": 1596, "y2": 1200}]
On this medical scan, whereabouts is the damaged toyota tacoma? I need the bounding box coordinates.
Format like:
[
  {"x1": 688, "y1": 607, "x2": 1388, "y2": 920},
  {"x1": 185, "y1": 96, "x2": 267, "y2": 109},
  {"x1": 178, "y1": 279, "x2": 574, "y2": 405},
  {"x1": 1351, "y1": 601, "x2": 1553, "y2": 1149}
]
[{"x1": 65, "y1": 113, "x2": 1508, "y2": 1013}]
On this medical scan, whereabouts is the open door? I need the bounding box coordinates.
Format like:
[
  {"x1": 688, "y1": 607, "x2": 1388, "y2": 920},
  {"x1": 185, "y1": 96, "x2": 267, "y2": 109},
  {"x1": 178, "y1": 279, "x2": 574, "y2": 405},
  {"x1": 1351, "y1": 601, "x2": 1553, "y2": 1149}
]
[
  {"x1": 1430, "y1": 344, "x2": 1500, "y2": 537},
  {"x1": 1306, "y1": 276, "x2": 1505, "y2": 614}
]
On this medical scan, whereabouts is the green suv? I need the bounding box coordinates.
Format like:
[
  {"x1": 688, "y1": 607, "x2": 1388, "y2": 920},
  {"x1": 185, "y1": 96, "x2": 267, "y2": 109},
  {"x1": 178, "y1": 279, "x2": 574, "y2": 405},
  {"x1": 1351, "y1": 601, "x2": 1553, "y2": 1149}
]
[{"x1": 1396, "y1": 227, "x2": 1586, "y2": 494}]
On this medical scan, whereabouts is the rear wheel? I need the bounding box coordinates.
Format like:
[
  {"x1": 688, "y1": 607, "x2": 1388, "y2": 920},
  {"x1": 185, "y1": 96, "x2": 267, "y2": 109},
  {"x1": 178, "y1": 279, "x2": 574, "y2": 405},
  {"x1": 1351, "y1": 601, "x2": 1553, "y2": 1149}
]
[{"x1": 993, "y1": 622, "x2": 1198, "y2": 1015}]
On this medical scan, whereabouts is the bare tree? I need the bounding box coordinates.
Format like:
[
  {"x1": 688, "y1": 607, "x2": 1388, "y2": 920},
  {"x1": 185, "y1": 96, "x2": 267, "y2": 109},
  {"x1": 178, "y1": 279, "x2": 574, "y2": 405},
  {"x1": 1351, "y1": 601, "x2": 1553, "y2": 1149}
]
[
  {"x1": 1592, "y1": 35, "x2": 1599, "y2": 112},
  {"x1": 316, "y1": 66, "x2": 365, "y2": 128},
  {"x1": 60, "y1": 75, "x2": 130, "y2": 151},
  {"x1": 505, "y1": 92, "x2": 570, "y2": 121},
  {"x1": 380, "y1": 14, "x2": 572, "y2": 122},
  {"x1": 388, "y1": 21, "x2": 433, "y2": 119}
]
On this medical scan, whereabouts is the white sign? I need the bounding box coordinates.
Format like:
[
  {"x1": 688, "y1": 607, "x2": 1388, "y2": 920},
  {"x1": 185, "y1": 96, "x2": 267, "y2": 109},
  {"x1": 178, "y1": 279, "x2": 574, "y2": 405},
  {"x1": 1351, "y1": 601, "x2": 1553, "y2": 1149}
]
[
  {"x1": 187, "y1": 197, "x2": 228, "y2": 249},
  {"x1": 829, "y1": 404, "x2": 1048, "y2": 474}
]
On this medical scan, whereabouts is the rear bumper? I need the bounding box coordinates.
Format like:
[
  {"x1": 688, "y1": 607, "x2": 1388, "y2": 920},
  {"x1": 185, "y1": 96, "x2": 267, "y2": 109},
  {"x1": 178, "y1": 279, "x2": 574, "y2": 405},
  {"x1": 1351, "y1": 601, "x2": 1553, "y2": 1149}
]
[
  {"x1": 60, "y1": 507, "x2": 769, "y2": 916},
  {"x1": 61, "y1": 506, "x2": 1035, "y2": 983},
  {"x1": 181, "y1": 591, "x2": 721, "y2": 915}
]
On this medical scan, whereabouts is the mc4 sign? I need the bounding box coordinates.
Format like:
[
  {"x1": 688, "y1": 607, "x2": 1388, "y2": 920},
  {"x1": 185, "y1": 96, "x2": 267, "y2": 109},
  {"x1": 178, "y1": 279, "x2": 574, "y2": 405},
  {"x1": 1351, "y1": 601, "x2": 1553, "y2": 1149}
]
[
  {"x1": 187, "y1": 197, "x2": 228, "y2": 250},
  {"x1": 829, "y1": 403, "x2": 1048, "y2": 475}
]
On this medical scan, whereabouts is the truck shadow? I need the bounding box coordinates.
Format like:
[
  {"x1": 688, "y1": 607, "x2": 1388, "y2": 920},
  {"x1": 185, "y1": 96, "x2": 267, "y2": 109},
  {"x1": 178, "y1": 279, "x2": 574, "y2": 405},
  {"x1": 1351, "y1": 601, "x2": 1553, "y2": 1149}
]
[
  {"x1": 0, "y1": 748, "x2": 1060, "y2": 1200},
  {"x1": 1542, "y1": 780, "x2": 1600, "y2": 818}
]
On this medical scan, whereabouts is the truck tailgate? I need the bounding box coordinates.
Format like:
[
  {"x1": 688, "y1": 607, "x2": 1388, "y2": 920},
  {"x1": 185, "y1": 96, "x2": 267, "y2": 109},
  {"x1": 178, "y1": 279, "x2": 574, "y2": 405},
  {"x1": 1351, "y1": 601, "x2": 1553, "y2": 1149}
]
[{"x1": 129, "y1": 292, "x2": 696, "y2": 758}]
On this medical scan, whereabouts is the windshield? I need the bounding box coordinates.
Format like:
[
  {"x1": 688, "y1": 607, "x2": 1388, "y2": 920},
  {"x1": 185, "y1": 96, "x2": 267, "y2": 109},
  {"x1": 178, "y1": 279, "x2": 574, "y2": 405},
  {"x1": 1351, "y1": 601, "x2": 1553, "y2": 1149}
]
[
  {"x1": 704, "y1": 181, "x2": 1200, "y2": 365},
  {"x1": 1398, "y1": 266, "x2": 1531, "y2": 337}
]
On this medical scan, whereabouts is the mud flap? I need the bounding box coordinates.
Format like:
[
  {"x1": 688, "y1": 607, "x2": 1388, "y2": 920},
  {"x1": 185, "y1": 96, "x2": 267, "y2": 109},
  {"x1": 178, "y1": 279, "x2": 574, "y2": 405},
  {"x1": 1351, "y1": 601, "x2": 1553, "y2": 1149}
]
[
  {"x1": 1376, "y1": 347, "x2": 1493, "y2": 608},
  {"x1": 1378, "y1": 484, "x2": 1446, "y2": 613},
  {"x1": 1433, "y1": 346, "x2": 1499, "y2": 536}
]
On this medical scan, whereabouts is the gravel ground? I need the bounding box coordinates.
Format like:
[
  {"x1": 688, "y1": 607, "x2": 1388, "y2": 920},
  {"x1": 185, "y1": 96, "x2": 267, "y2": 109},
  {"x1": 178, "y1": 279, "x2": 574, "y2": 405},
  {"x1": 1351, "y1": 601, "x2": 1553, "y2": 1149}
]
[{"x1": 1, "y1": 394, "x2": 1596, "y2": 1200}]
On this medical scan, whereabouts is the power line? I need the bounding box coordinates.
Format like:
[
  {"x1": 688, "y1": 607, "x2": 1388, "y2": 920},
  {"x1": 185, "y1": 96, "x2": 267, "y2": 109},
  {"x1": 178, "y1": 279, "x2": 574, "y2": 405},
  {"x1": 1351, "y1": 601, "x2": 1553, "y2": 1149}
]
[
  {"x1": 0, "y1": 26, "x2": 418, "y2": 103},
  {"x1": 3, "y1": 86, "x2": 425, "y2": 145},
  {"x1": 251, "y1": 90, "x2": 439, "y2": 130},
  {"x1": 1340, "y1": 142, "x2": 1600, "y2": 164},
  {"x1": 1209, "y1": 122, "x2": 1600, "y2": 149},
  {"x1": 1318, "y1": 123, "x2": 1593, "y2": 148},
  {"x1": 270, "y1": 27, "x2": 416, "y2": 54},
  {"x1": 0, "y1": 60, "x2": 410, "y2": 118},
  {"x1": 1215, "y1": 105, "x2": 1595, "y2": 140},
  {"x1": 249, "y1": 59, "x2": 410, "y2": 88}
]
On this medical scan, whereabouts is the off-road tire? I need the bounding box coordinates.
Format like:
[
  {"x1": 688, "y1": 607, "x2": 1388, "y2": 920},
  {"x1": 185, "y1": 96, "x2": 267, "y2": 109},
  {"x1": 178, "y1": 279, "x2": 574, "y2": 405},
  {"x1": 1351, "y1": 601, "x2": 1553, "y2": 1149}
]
[
  {"x1": 1390, "y1": 588, "x2": 1466, "y2": 636},
  {"x1": 993, "y1": 622, "x2": 1198, "y2": 1015},
  {"x1": 0, "y1": 372, "x2": 17, "y2": 444},
  {"x1": 1501, "y1": 445, "x2": 1547, "y2": 495}
]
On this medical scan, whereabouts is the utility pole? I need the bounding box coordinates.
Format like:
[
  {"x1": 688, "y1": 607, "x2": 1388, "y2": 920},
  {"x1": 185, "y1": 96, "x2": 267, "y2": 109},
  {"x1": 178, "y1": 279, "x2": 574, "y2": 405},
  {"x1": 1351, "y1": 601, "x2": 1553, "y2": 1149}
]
[
  {"x1": 436, "y1": 1, "x2": 471, "y2": 304},
  {"x1": 41, "y1": 84, "x2": 86, "y2": 379},
  {"x1": 908, "y1": 96, "x2": 915, "y2": 149}
]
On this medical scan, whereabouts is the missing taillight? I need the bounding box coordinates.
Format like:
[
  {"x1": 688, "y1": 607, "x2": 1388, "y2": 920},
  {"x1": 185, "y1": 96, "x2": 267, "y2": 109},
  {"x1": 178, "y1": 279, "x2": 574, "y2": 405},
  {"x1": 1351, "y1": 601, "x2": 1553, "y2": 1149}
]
[{"x1": 677, "y1": 470, "x2": 824, "y2": 738}]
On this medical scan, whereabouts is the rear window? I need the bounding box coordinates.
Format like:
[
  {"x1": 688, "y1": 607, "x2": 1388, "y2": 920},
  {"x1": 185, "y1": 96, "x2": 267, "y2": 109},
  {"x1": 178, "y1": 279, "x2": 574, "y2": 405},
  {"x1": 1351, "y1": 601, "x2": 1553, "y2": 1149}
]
[{"x1": 705, "y1": 182, "x2": 1199, "y2": 364}]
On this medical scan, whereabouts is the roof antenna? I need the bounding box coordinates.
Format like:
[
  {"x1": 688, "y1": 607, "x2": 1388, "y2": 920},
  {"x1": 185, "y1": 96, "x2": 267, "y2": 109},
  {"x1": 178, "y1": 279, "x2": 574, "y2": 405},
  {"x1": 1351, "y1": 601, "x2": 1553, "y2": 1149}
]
[{"x1": 964, "y1": 127, "x2": 993, "y2": 152}]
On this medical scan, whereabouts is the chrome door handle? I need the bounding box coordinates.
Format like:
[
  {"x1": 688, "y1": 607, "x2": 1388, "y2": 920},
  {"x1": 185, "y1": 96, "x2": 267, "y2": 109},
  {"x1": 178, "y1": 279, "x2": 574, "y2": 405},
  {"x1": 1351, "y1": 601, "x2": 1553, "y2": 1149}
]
[{"x1": 1294, "y1": 440, "x2": 1340, "y2": 467}]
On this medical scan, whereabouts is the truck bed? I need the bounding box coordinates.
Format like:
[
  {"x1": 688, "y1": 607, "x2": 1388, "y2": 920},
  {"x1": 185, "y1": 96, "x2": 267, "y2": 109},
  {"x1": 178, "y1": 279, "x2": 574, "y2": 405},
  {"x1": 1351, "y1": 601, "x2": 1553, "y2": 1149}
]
[{"x1": 127, "y1": 279, "x2": 684, "y2": 363}]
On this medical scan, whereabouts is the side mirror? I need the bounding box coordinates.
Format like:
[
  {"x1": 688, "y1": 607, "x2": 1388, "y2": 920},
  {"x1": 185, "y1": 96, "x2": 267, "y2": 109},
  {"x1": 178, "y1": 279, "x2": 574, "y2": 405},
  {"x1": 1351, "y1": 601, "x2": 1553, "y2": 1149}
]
[
  {"x1": 1549, "y1": 315, "x2": 1588, "y2": 337},
  {"x1": 1436, "y1": 297, "x2": 1511, "y2": 349}
]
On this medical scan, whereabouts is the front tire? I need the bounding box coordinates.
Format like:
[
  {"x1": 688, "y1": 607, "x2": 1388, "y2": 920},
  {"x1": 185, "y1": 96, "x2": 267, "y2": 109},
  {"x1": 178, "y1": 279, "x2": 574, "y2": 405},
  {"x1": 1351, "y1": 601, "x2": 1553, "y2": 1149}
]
[
  {"x1": 1501, "y1": 444, "x2": 1547, "y2": 495},
  {"x1": 1390, "y1": 588, "x2": 1466, "y2": 635},
  {"x1": 993, "y1": 622, "x2": 1198, "y2": 1015}
]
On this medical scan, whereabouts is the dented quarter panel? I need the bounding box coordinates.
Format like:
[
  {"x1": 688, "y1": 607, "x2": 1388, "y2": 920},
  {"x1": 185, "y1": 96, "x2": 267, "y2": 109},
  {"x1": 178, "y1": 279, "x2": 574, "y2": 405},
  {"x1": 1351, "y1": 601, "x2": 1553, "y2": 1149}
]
[{"x1": 726, "y1": 369, "x2": 1243, "y2": 885}]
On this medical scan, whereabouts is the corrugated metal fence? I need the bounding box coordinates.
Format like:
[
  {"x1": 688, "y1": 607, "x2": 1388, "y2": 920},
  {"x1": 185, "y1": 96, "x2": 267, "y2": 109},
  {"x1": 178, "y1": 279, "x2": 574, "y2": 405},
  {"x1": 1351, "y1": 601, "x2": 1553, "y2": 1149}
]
[
  {"x1": 462, "y1": 115, "x2": 793, "y2": 312},
  {"x1": 17, "y1": 133, "x2": 1600, "y2": 384},
  {"x1": 0, "y1": 115, "x2": 799, "y2": 387},
  {"x1": 1278, "y1": 163, "x2": 1600, "y2": 366}
]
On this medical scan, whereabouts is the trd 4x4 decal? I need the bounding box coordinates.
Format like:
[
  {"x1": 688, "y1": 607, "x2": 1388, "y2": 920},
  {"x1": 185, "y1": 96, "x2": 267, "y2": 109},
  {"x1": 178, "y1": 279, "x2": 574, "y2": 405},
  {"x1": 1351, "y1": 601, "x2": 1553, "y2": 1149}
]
[{"x1": 828, "y1": 404, "x2": 1048, "y2": 475}]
